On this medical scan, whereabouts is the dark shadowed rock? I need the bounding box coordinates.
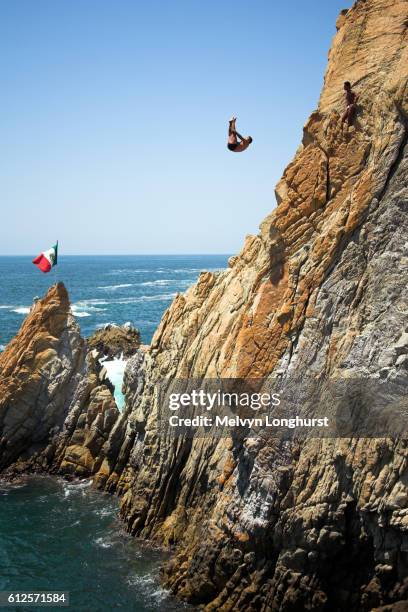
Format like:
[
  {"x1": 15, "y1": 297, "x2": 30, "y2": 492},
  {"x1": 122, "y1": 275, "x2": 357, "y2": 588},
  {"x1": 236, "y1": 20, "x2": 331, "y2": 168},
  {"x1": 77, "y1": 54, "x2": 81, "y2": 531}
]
[{"x1": 87, "y1": 323, "x2": 141, "y2": 359}]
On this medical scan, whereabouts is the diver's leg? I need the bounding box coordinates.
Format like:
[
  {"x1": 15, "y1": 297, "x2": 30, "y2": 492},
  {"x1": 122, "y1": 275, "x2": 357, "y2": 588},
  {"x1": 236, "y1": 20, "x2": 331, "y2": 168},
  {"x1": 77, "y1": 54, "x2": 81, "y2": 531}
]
[
  {"x1": 229, "y1": 117, "x2": 237, "y2": 136},
  {"x1": 348, "y1": 104, "x2": 356, "y2": 125}
]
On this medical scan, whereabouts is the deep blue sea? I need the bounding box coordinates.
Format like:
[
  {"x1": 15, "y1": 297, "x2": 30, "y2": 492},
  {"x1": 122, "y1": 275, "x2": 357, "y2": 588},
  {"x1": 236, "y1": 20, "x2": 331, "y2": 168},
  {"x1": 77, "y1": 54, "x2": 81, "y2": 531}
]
[
  {"x1": 0, "y1": 255, "x2": 228, "y2": 612},
  {"x1": 0, "y1": 254, "x2": 229, "y2": 348}
]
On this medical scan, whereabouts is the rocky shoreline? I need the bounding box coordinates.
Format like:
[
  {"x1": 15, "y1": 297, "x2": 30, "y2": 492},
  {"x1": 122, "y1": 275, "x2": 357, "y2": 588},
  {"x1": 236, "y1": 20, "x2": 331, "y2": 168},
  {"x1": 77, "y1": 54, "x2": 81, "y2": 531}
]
[{"x1": 1, "y1": 1, "x2": 408, "y2": 609}]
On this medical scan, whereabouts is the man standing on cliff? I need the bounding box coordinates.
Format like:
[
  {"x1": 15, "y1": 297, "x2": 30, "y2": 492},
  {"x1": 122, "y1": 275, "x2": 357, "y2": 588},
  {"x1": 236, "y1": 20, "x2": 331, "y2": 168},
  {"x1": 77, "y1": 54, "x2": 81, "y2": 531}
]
[
  {"x1": 227, "y1": 117, "x2": 253, "y2": 152},
  {"x1": 342, "y1": 81, "x2": 358, "y2": 126}
]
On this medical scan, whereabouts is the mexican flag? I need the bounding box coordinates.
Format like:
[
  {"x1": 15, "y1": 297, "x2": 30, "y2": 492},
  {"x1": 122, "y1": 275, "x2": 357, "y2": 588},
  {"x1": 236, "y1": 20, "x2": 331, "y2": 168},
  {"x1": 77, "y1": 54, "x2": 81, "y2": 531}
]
[{"x1": 32, "y1": 242, "x2": 58, "y2": 273}]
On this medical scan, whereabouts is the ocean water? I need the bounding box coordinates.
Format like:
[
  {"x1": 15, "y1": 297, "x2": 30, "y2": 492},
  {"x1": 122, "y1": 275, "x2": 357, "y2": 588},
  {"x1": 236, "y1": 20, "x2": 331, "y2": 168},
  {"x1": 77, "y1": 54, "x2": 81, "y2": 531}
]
[
  {"x1": 0, "y1": 255, "x2": 228, "y2": 611},
  {"x1": 0, "y1": 476, "x2": 187, "y2": 611},
  {"x1": 0, "y1": 254, "x2": 229, "y2": 348}
]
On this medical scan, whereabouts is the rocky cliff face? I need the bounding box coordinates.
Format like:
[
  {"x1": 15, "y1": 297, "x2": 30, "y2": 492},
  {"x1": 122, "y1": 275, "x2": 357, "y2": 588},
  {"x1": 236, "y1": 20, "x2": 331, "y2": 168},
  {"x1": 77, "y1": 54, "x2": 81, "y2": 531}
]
[{"x1": 108, "y1": 1, "x2": 408, "y2": 610}]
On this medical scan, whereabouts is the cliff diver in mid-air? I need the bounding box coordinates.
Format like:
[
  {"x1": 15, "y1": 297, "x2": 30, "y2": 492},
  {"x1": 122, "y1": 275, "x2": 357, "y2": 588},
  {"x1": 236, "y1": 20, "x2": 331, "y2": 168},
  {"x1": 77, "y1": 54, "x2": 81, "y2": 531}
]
[
  {"x1": 342, "y1": 81, "x2": 358, "y2": 126},
  {"x1": 227, "y1": 117, "x2": 253, "y2": 152}
]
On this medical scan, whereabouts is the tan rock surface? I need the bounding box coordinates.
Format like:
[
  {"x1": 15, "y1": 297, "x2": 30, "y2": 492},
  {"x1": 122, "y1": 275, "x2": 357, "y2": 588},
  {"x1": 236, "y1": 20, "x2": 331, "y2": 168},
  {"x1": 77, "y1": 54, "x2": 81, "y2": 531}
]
[
  {"x1": 105, "y1": 1, "x2": 408, "y2": 609},
  {"x1": 0, "y1": 283, "x2": 121, "y2": 478}
]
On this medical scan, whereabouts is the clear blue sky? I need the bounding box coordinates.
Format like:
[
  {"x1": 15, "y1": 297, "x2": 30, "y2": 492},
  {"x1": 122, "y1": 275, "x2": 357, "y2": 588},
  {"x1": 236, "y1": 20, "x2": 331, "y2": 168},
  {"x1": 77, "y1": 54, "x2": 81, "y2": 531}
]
[{"x1": 1, "y1": 0, "x2": 350, "y2": 255}]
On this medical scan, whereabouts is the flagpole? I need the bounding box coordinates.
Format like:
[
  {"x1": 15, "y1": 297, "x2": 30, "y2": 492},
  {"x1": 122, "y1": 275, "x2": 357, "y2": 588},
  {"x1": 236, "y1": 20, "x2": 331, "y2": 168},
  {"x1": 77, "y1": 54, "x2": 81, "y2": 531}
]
[{"x1": 54, "y1": 240, "x2": 58, "y2": 287}]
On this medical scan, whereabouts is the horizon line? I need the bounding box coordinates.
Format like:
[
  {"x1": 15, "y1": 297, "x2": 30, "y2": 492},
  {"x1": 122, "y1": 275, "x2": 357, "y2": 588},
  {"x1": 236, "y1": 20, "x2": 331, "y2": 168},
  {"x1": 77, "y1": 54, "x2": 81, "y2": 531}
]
[{"x1": 0, "y1": 253, "x2": 233, "y2": 257}]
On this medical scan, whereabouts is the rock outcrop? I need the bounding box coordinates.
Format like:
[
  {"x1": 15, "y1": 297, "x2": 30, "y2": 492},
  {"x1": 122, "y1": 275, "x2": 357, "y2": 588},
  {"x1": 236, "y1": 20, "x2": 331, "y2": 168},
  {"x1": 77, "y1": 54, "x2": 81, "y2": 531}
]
[
  {"x1": 0, "y1": 283, "x2": 120, "y2": 479},
  {"x1": 87, "y1": 323, "x2": 141, "y2": 359}
]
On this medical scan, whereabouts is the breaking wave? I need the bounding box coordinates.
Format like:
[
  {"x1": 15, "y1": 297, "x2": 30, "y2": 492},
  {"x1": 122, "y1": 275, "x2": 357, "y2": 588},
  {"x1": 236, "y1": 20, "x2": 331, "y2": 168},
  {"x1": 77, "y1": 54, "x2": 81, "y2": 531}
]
[
  {"x1": 98, "y1": 284, "x2": 134, "y2": 290},
  {"x1": 140, "y1": 279, "x2": 191, "y2": 286},
  {"x1": 74, "y1": 299, "x2": 109, "y2": 306},
  {"x1": 106, "y1": 266, "x2": 222, "y2": 275},
  {"x1": 71, "y1": 303, "x2": 107, "y2": 318},
  {"x1": 115, "y1": 293, "x2": 177, "y2": 304},
  {"x1": 107, "y1": 269, "x2": 150, "y2": 275},
  {"x1": 73, "y1": 294, "x2": 177, "y2": 309},
  {"x1": 100, "y1": 355, "x2": 127, "y2": 410},
  {"x1": 71, "y1": 306, "x2": 91, "y2": 318},
  {"x1": 62, "y1": 479, "x2": 93, "y2": 495},
  {"x1": 127, "y1": 573, "x2": 171, "y2": 606},
  {"x1": 94, "y1": 536, "x2": 114, "y2": 549},
  {"x1": 12, "y1": 307, "x2": 30, "y2": 315},
  {"x1": 140, "y1": 279, "x2": 173, "y2": 286}
]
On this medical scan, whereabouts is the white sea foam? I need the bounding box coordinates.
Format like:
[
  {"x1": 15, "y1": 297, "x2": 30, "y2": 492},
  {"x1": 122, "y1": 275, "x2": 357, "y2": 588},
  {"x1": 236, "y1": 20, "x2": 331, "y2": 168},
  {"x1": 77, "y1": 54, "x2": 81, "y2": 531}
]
[
  {"x1": 72, "y1": 479, "x2": 93, "y2": 489},
  {"x1": 173, "y1": 267, "x2": 223, "y2": 273},
  {"x1": 140, "y1": 279, "x2": 173, "y2": 286},
  {"x1": 62, "y1": 478, "x2": 93, "y2": 497},
  {"x1": 140, "y1": 279, "x2": 191, "y2": 287},
  {"x1": 128, "y1": 574, "x2": 155, "y2": 587},
  {"x1": 127, "y1": 574, "x2": 170, "y2": 604},
  {"x1": 74, "y1": 299, "x2": 109, "y2": 307},
  {"x1": 100, "y1": 355, "x2": 127, "y2": 410},
  {"x1": 114, "y1": 293, "x2": 177, "y2": 304},
  {"x1": 0, "y1": 345, "x2": 5, "y2": 352},
  {"x1": 72, "y1": 310, "x2": 91, "y2": 318},
  {"x1": 78, "y1": 294, "x2": 177, "y2": 308},
  {"x1": 107, "y1": 269, "x2": 150, "y2": 275},
  {"x1": 63, "y1": 479, "x2": 93, "y2": 498},
  {"x1": 133, "y1": 320, "x2": 156, "y2": 326},
  {"x1": 98, "y1": 283, "x2": 134, "y2": 290},
  {"x1": 0, "y1": 305, "x2": 12, "y2": 309},
  {"x1": 93, "y1": 507, "x2": 115, "y2": 518},
  {"x1": 12, "y1": 307, "x2": 30, "y2": 315},
  {"x1": 73, "y1": 305, "x2": 106, "y2": 312},
  {"x1": 107, "y1": 266, "x2": 223, "y2": 275},
  {"x1": 71, "y1": 304, "x2": 107, "y2": 318},
  {"x1": 94, "y1": 536, "x2": 113, "y2": 549},
  {"x1": 102, "y1": 279, "x2": 192, "y2": 289}
]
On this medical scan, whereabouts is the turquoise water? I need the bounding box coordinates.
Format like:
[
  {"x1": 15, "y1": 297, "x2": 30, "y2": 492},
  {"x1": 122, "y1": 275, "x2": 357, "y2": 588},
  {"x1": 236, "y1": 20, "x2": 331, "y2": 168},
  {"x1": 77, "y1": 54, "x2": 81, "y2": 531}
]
[
  {"x1": 101, "y1": 355, "x2": 128, "y2": 409},
  {"x1": 0, "y1": 476, "x2": 187, "y2": 612}
]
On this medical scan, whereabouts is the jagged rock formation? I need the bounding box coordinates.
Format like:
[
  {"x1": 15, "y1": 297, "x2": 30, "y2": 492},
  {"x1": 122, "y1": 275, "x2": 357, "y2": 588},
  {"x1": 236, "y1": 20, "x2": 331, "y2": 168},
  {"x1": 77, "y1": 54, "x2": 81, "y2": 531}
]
[
  {"x1": 87, "y1": 323, "x2": 141, "y2": 359},
  {"x1": 0, "y1": 283, "x2": 120, "y2": 478},
  {"x1": 107, "y1": 1, "x2": 408, "y2": 610}
]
